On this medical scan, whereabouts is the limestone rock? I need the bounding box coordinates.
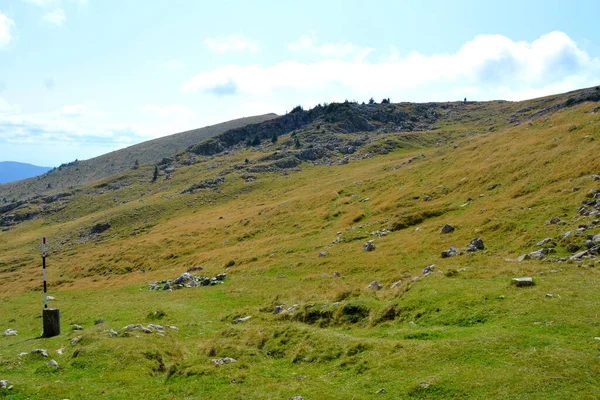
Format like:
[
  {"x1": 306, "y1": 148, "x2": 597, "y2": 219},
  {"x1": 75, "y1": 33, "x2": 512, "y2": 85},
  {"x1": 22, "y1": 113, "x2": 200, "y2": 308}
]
[
  {"x1": 233, "y1": 316, "x2": 252, "y2": 324},
  {"x1": 31, "y1": 349, "x2": 48, "y2": 357},
  {"x1": 391, "y1": 280, "x2": 403, "y2": 289},
  {"x1": 512, "y1": 277, "x2": 534, "y2": 287},
  {"x1": 367, "y1": 281, "x2": 383, "y2": 290},
  {"x1": 212, "y1": 357, "x2": 237, "y2": 365},
  {"x1": 466, "y1": 238, "x2": 485, "y2": 252},
  {"x1": 441, "y1": 245, "x2": 458, "y2": 258},
  {"x1": 48, "y1": 359, "x2": 59, "y2": 368},
  {"x1": 3, "y1": 329, "x2": 17, "y2": 336},
  {"x1": 536, "y1": 238, "x2": 554, "y2": 247},
  {"x1": 440, "y1": 224, "x2": 455, "y2": 234},
  {"x1": 363, "y1": 240, "x2": 376, "y2": 251},
  {"x1": 422, "y1": 264, "x2": 436, "y2": 275}
]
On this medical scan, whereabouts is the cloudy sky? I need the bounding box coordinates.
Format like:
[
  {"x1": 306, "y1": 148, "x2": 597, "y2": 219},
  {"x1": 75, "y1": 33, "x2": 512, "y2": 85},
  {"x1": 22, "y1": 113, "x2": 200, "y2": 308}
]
[{"x1": 0, "y1": 0, "x2": 599, "y2": 166}]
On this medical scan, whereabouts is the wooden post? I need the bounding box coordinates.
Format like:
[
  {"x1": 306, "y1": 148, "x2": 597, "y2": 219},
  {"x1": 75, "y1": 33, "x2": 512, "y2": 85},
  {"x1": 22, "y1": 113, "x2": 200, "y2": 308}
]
[
  {"x1": 42, "y1": 308, "x2": 60, "y2": 337},
  {"x1": 41, "y1": 237, "x2": 60, "y2": 337}
]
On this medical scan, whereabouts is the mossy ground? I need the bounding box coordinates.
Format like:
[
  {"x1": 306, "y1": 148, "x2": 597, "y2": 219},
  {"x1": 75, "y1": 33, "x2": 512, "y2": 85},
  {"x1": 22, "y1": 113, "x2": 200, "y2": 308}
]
[{"x1": 1, "y1": 99, "x2": 600, "y2": 399}]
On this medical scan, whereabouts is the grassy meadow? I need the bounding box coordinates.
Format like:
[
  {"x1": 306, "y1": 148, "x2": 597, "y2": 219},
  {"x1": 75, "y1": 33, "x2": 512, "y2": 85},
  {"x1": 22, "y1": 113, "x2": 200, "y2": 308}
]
[{"x1": 1, "y1": 97, "x2": 600, "y2": 399}]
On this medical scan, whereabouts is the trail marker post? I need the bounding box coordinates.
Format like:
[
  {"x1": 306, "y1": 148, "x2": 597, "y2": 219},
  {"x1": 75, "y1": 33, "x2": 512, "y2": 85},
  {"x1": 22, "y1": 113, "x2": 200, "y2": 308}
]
[{"x1": 41, "y1": 237, "x2": 60, "y2": 337}]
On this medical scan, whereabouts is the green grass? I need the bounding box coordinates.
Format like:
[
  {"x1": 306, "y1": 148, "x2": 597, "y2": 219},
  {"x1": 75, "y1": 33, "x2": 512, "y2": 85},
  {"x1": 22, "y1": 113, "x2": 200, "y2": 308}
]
[{"x1": 1, "y1": 91, "x2": 600, "y2": 398}]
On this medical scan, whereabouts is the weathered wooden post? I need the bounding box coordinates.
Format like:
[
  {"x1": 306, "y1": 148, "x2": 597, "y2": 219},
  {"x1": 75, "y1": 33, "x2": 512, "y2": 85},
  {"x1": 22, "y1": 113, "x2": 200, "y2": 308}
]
[{"x1": 41, "y1": 237, "x2": 60, "y2": 337}]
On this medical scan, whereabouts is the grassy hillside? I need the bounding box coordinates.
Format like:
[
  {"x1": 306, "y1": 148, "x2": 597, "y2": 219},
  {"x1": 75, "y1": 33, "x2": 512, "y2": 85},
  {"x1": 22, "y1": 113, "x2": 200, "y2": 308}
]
[
  {"x1": 0, "y1": 114, "x2": 276, "y2": 202},
  {"x1": 0, "y1": 88, "x2": 599, "y2": 399}
]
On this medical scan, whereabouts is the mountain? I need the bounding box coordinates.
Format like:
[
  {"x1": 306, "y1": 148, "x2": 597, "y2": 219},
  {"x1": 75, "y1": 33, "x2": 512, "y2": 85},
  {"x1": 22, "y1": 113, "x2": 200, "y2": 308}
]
[
  {"x1": 0, "y1": 113, "x2": 277, "y2": 200},
  {"x1": 0, "y1": 86, "x2": 599, "y2": 398},
  {"x1": 0, "y1": 161, "x2": 52, "y2": 184}
]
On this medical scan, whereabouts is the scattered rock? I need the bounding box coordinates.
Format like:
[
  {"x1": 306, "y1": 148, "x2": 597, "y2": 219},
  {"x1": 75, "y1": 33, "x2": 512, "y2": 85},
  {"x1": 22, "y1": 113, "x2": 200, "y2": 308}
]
[
  {"x1": 94, "y1": 318, "x2": 104, "y2": 325},
  {"x1": 233, "y1": 316, "x2": 252, "y2": 324},
  {"x1": 289, "y1": 397, "x2": 304, "y2": 400},
  {"x1": 332, "y1": 271, "x2": 341, "y2": 278},
  {"x1": 549, "y1": 217, "x2": 563, "y2": 225},
  {"x1": 4, "y1": 329, "x2": 17, "y2": 336},
  {"x1": 422, "y1": 264, "x2": 436, "y2": 275},
  {"x1": 187, "y1": 266, "x2": 204, "y2": 272},
  {"x1": 56, "y1": 348, "x2": 64, "y2": 355},
  {"x1": 147, "y1": 324, "x2": 164, "y2": 331},
  {"x1": 376, "y1": 388, "x2": 387, "y2": 394},
  {"x1": 440, "y1": 224, "x2": 455, "y2": 234},
  {"x1": 441, "y1": 245, "x2": 458, "y2": 258},
  {"x1": 48, "y1": 359, "x2": 59, "y2": 368},
  {"x1": 536, "y1": 238, "x2": 554, "y2": 247},
  {"x1": 367, "y1": 281, "x2": 383, "y2": 290},
  {"x1": 512, "y1": 277, "x2": 534, "y2": 287},
  {"x1": 149, "y1": 272, "x2": 227, "y2": 290},
  {"x1": 106, "y1": 329, "x2": 118, "y2": 337},
  {"x1": 363, "y1": 240, "x2": 376, "y2": 251},
  {"x1": 518, "y1": 248, "x2": 556, "y2": 261},
  {"x1": 371, "y1": 229, "x2": 390, "y2": 237},
  {"x1": 593, "y1": 174, "x2": 600, "y2": 181},
  {"x1": 72, "y1": 324, "x2": 83, "y2": 331},
  {"x1": 273, "y1": 305, "x2": 284, "y2": 314},
  {"x1": 0, "y1": 380, "x2": 9, "y2": 389},
  {"x1": 545, "y1": 293, "x2": 554, "y2": 298},
  {"x1": 212, "y1": 357, "x2": 237, "y2": 365},
  {"x1": 466, "y1": 238, "x2": 485, "y2": 251},
  {"x1": 318, "y1": 251, "x2": 328, "y2": 257},
  {"x1": 70, "y1": 337, "x2": 81, "y2": 345},
  {"x1": 391, "y1": 280, "x2": 403, "y2": 289},
  {"x1": 124, "y1": 324, "x2": 152, "y2": 334},
  {"x1": 409, "y1": 321, "x2": 417, "y2": 327},
  {"x1": 31, "y1": 349, "x2": 49, "y2": 357}
]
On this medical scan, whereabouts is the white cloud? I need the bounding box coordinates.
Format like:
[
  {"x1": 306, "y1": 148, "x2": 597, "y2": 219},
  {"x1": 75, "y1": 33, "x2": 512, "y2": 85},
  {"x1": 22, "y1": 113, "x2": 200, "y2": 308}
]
[
  {"x1": 184, "y1": 31, "x2": 600, "y2": 104},
  {"x1": 288, "y1": 33, "x2": 373, "y2": 61},
  {"x1": 43, "y1": 9, "x2": 66, "y2": 26},
  {"x1": 204, "y1": 33, "x2": 257, "y2": 53},
  {"x1": 0, "y1": 11, "x2": 16, "y2": 48},
  {"x1": 61, "y1": 104, "x2": 105, "y2": 117}
]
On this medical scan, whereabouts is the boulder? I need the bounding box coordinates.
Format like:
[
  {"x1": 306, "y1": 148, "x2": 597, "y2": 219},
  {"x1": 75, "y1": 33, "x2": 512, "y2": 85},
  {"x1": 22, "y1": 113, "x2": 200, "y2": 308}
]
[
  {"x1": 233, "y1": 316, "x2": 252, "y2": 324},
  {"x1": 367, "y1": 281, "x2": 383, "y2": 290},
  {"x1": 536, "y1": 238, "x2": 553, "y2": 247},
  {"x1": 422, "y1": 264, "x2": 436, "y2": 275},
  {"x1": 3, "y1": 329, "x2": 17, "y2": 336},
  {"x1": 466, "y1": 238, "x2": 485, "y2": 251},
  {"x1": 441, "y1": 245, "x2": 458, "y2": 258},
  {"x1": 363, "y1": 240, "x2": 376, "y2": 251},
  {"x1": 391, "y1": 280, "x2": 403, "y2": 289},
  {"x1": 48, "y1": 359, "x2": 59, "y2": 368},
  {"x1": 512, "y1": 277, "x2": 534, "y2": 287},
  {"x1": 440, "y1": 224, "x2": 455, "y2": 234},
  {"x1": 31, "y1": 349, "x2": 48, "y2": 357},
  {"x1": 212, "y1": 357, "x2": 237, "y2": 365}
]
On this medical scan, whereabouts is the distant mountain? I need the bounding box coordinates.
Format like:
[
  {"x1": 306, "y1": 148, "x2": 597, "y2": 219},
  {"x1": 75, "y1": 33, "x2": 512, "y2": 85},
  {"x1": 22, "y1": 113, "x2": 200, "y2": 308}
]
[
  {"x1": 0, "y1": 113, "x2": 277, "y2": 200},
  {"x1": 0, "y1": 162, "x2": 52, "y2": 184}
]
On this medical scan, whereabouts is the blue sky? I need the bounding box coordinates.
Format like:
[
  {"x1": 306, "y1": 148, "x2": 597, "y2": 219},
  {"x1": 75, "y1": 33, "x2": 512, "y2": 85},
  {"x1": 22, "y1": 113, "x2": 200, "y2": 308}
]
[{"x1": 0, "y1": 0, "x2": 599, "y2": 166}]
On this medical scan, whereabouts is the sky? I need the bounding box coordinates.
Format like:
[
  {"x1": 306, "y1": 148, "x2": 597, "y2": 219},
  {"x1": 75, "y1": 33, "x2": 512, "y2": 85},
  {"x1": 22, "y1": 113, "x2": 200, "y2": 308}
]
[{"x1": 0, "y1": 0, "x2": 599, "y2": 167}]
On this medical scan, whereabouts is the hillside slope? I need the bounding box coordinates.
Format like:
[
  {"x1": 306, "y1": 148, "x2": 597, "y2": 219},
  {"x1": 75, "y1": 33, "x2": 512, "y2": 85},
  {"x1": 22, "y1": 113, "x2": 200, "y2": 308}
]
[
  {"x1": 0, "y1": 113, "x2": 276, "y2": 201},
  {"x1": 0, "y1": 161, "x2": 51, "y2": 184},
  {"x1": 0, "y1": 87, "x2": 599, "y2": 399}
]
